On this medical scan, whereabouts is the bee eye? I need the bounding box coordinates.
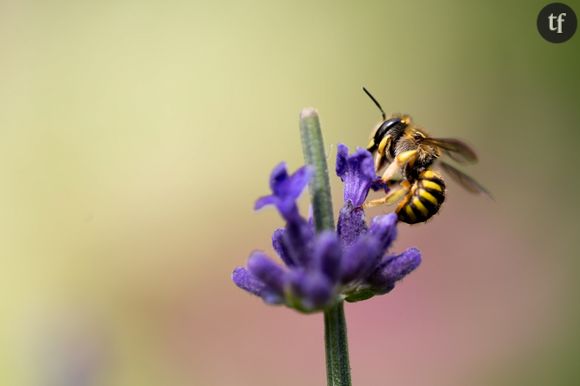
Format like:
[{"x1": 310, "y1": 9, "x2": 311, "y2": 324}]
[{"x1": 374, "y1": 118, "x2": 401, "y2": 141}]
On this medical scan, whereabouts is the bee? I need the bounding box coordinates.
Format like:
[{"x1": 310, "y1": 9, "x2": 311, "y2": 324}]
[{"x1": 361, "y1": 87, "x2": 489, "y2": 224}]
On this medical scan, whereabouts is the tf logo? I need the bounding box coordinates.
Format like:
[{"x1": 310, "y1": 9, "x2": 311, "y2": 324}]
[{"x1": 537, "y1": 3, "x2": 577, "y2": 43}]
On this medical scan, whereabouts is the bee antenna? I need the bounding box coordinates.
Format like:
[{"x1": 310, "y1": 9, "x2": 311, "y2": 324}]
[{"x1": 362, "y1": 86, "x2": 386, "y2": 121}]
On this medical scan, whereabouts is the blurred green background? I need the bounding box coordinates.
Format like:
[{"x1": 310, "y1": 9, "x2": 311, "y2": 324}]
[{"x1": 1, "y1": 0, "x2": 579, "y2": 385}]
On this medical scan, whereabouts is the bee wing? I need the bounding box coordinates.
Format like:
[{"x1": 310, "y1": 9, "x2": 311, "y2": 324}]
[
  {"x1": 421, "y1": 137, "x2": 478, "y2": 164},
  {"x1": 438, "y1": 161, "x2": 493, "y2": 199}
]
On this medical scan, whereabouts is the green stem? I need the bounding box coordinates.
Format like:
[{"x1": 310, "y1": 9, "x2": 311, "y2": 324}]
[
  {"x1": 324, "y1": 302, "x2": 351, "y2": 386},
  {"x1": 299, "y1": 108, "x2": 335, "y2": 232},
  {"x1": 299, "y1": 108, "x2": 352, "y2": 386}
]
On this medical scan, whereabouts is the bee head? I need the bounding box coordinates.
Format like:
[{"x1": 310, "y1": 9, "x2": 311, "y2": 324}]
[
  {"x1": 363, "y1": 87, "x2": 409, "y2": 152},
  {"x1": 368, "y1": 117, "x2": 408, "y2": 152}
]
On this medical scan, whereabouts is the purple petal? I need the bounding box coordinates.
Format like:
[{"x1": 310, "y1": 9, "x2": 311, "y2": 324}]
[
  {"x1": 247, "y1": 252, "x2": 287, "y2": 295},
  {"x1": 368, "y1": 213, "x2": 398, "y2": 251},
  {"x1": 382, "y1": 248, "x2": 421, "y2": 282},
  {"x1": 254, "y1": 196, "x2": 299, "y2": 222},
  {"x1": 337, "y1": 201, "x2": 367, "y2": 246},
  {"x1": 340, "y1": 235, "x2": 382, "y2": 284},
  {"x1": 312, "y1": 231, "x2": 342, "y2": 283},
  {"x1": 278, "y1": 165, "x2": 312, "y2": 198},
  {"x1": 232, "y1": 267, "x2": 265, "y2": 296},
  {"x1": 335, "y1": 144, "x2": 376, "y2": 207},
  {"x1": 269, "y1": 162, "x2": 290, "y2": 193},
  {"x1": 367, "y1": 248, "x2": 421, "y2": 294},
  {"x1": 272, "y1": 228, "x2": 295, "y2": 267},
  {"x1": 280, "y1": 218, "x2": 315, "y2": 267},
  {"x1": 268, "y1": 162, "x2": 311, "y2": 203},
  {"x1": 254, "y1": 195, "x2": 276, "y2": 210},
  {"x1": 254, "y1": 163, "x2": 313, "y2": 222},
  {"x1": 335, "y1": 144, "x2": 349, "y2": 177},
  {"x1": 288, "y1": 270, "x2": 334, "y2": 311}
]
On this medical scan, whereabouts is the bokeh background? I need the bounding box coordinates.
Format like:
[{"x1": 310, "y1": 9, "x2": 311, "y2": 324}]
[{"x1": 1, "y1": 0, "x2": 579, "y2": 385}]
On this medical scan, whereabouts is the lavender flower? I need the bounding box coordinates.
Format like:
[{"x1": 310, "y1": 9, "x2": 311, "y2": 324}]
[{"x1": 232, "y1": 144, "x2": 421, "y2": 312}]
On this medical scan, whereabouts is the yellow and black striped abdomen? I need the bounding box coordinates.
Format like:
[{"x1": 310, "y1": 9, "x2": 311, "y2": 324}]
[{"x1": 396, "y1": 170, "x2": 446, "y2": 224}]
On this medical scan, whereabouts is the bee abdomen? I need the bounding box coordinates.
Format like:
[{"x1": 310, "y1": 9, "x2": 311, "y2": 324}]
[{"x1": 396, "y1": 170, "x2": 446, "y2": 224}]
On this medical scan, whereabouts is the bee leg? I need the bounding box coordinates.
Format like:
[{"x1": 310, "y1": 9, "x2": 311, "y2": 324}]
[
  {"x1": 381, "y1": 149, "x2": 418, "y2": 182},
  {"x1": 374, "y1": 153, "x2": 384, "y2": 172},
  {"x1": 377, "y1": 135, "x2": 391, "y2": 155},
  {"x1": 363, "y1": 183, "x2": 410, "y2": 208},
  {"x1": 373, "y1": 135, "x2": 391, "y2": 171}
]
